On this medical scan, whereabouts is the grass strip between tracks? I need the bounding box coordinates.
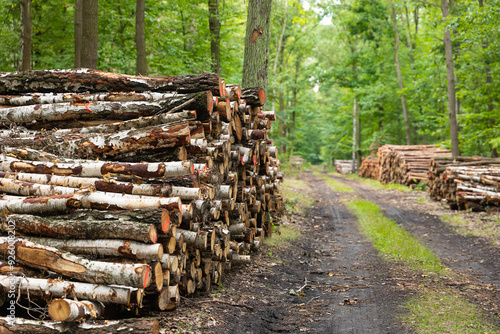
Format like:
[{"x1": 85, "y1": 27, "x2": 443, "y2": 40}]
[{"x1": 318, "y1": 176, "x2": 499, "y2": 333}]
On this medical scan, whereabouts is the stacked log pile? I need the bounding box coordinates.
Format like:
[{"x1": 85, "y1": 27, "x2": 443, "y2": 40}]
[
  {"x1": 377, "y1": 145, "x2": 451, "y2": 186},
  {"x1": 334, "y1": 160, "x2": 354, "y2": 174},
  {"x1": 358, "y1": 156, "x2": 379, "y2": 180},
  {"x1": 0, "y1": 69, "x2": 283, "y2": 326},
  {"x1": 427, "y1": 157, "x2": 500, "y2": 210}
]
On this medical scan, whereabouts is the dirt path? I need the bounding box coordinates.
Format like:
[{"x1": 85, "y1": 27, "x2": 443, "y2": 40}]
[{"x1": 163, "y1": 170, "x2": 499, "y2": 333}]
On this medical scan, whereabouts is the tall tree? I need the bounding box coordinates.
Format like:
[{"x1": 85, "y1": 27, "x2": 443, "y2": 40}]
[
  {"x1": 242, "y1": 0, "x2": 272, "y2": 89},
  {"x1": 208, "y1": 0, "x2": 221, "y2": 74},
  {"x1": 74, "y1": 0, "x2": 82, "y2": 68},
  {"x1": 19, "y1": 0, "x2": 32, "y2": 71},
  {"x1": 81, "y1": 0, "x2": 98, "y2": 69},
  {"x1": 441, "y1": 0, "x2": 459, "y2": 156},
  {"x1": 391, "y1": 4, "x2": 411, "y2": 145},
  {"x1": 135, "y1": 0, "x2": 147, "y2": 75}
]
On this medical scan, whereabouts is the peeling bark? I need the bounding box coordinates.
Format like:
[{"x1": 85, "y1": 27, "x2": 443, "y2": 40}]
[
  {"x1": 0, "y1": 69, "x2": 223, "y2": 96},
  {"x1": 0, "y1": 238, "x2": 151, "y2": 288}
]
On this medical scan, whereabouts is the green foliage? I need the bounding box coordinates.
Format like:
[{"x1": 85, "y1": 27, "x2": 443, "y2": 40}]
[{"x1": 346, "y1": 197, "x2": 443, "y2": 273}]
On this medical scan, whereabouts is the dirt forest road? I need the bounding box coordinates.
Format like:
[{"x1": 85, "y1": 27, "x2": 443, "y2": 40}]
[{"x1": 166, "y1": 170, "x2": 500, "y2": 334}]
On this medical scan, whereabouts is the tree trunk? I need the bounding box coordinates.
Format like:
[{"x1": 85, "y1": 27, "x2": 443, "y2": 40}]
[
  {"x1": 242, "y1": 0, "x2": 272, "y2": 90},
  {"x1": 19, "y1": 0, "x2": 32, "y2": 71},
  {"x1": 1, "y1": 157, "x2": 193, "y2": 179},
  {"x1": 0, "y1": 275, "x2": 141, "y2": 305},
  {"x1": 0, "y1": 93, "x2": 211, "y2": 126},
  {"x1": 208, "y1": 0, "x2": 221, "y2": 74},
  {"x1": 81, "y1": 0, "x2": 98, "y2": 69},
  {"x1": 0, "y1": 69, "x2": 223, "y2": 96},
  {"x1": 0, "y1": 191, "x2": 181, "y2": 214},
  {"x1": 48, "y1": 299, "x2": 104, "y2": 322},
  {"x1": 3, "y1": 213, "x2": 158, "y2": 243},
  {"x1": 441, "y1": 0, "x2": 460, "y2": 157},
  {"x1": 0, "y1": 317, "x2": 160, "y2": 334},
  {"x1": 74, "y1": 0, "x2": 83, "y2": 68},
  {"x1": 241, "y1": 87, "x2": 266, "y2": 106},
  {"x1": 391, "y1": 4, "x2": 411, "y2": 145},
  {"x1": 0, "y1": 238, "x2": 151, "y2": 288},
  {"x1": 135, "y1": 0, "x2": 147, "y2": 75},
  {"x1": 0, "y1": 171, "x2": 200, "y2": 200},
  {"x1": 24, "y1": 237, "x2": 163, "y2": 261}
]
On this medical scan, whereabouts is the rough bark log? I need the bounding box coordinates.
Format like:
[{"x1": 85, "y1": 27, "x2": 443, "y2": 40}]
[
  {"x1": 241, "y1": 87, "x2": 266, "y2": 106},
  {"x1": 2, "y1": 213, "x2": 157, "y2": 243},
  {"x1": 0, "y1": 275, "x2": 140, "y2": 305},
  {"x1": 63, "y1": 122, "x2": 192, "y2": 159},
  {"x1": 0, "y1": 238, "x2": 151, "y2": 288},
  {"x1": 0, "y1": 69, "x2": 223, "y2": 96}
]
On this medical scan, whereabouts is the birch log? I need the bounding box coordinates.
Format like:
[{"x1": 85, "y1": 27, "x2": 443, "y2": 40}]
[
  {"x1": 0, "y1": 238, "x2": 151, "y2": 288},
  {"x1": 0, "y1": 91, "x2": 189, "y2": 106},
  {"x1": 2, "y1": 214, "x2": 157, "y2": 243},
  {"x1": 0, "y1": 171, "x2": 200, "y2": 199},
  {"x1": 0, "y1": 157, "x2": 193, "y2": 178},
  {"x1": 24, "y1": 237, "x2": 163, "y2": 261},
  {"x1": 0, "y1": 275, "x2": 141, "y2": 305},
  {"x1": 48, "y1": 298, "x2": 104, "y2": 322}
]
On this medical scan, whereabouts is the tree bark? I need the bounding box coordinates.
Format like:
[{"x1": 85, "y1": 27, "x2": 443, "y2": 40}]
[
  {"x1": 74, "y1": 0, "x2": 83, "y2": 68},
  {"x1": 25, "y1": 237, "x2": 163, "y2": 261},
  {"x1": 208, "y1": 0, "x2": 221, "y2": 74},
  {"x1": 3, "y1": 213, "x2": 157, "y2": 243},
  {"x1": 19, "y1": 0, "x2": 32, "y2": 71},
  {"x1": 0, "y1": 171, "x2": 200, "y2": 200},
  {"x1": 0, "y1": 317, "x2": 160, "y2": 334},
  {"x1": 81, "y1": 0, "x2": 98, "y2": 69},
  {"x1": 441, "y1": 0, "x2": 460, "y2": 157},
  {"x1": 241, "y1": 87, "x2": 266, "y2": 106},
  {"x1": 0, "y1": 275, "x2": 141, "y2": 305},
  {"x1": 0, "y1": 238, "x2": 151, "y2": 288},
  {"x1": 135, "y1": 0, "x2": 147, "y2": 75},
  {"x1": 242, "y1": 0, "x2": 272, "y2": 90},
  {"x1": 0, "y1": 93, "x2": 211, "y2": 125},
  {"x1": 0, "y1": 157, "x2": 193, "y2": 179},
  {"x1": 391, "y1": 4, "x2": 411, "y2": 145},
  {"x1": 0, "y1": 69, "x2": 223, "y2": 96},
  {"x1": 48, "y1": 298, "x2": 104, "y2": 322}
]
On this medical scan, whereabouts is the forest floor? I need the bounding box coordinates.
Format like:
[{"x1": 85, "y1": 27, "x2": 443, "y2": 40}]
[{"x1": 160, "y1": 169, "x2": 500, "y2": 334}]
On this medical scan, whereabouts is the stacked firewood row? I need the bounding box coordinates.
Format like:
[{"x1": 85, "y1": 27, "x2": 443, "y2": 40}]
[
  {"x1": 377, "y1": 145, "x2": 452, "y2": 186},
  {"x1": 0, "y1": 69, "x2": 283, "y2": 326},
  {"x1": 334, "y1": 160, "x2": 354, "y2": 174},
  {"x1": 358, "y1": 156, "x2": 379, "y2": 180},
  {"x1": 427, "y1": 157, "x2": 500, "y2": 210}
]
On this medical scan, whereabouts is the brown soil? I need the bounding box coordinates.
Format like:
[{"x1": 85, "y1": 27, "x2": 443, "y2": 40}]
[{"x1": 159, "y1": 170, "x2": 500, "y2": 333}]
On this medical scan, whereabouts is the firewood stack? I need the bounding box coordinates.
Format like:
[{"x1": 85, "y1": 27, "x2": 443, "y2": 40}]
[
  {"x1": 334, "y1": 160, "x2": 354, "y2": 174},
  {"x1": 427, "y1": 156, "x2": 500, "y2": 210},
  {"x1": 377, "y1": 145, "x2": 451, "y2": 186},
  {"x1": 358, "y1": 156, "x2": 379, "y2": 180},
  {"x1": 0, "y1": 69, "x2": 283, "y2": 324}
]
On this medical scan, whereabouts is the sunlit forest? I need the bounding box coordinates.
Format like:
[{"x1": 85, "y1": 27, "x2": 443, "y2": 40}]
[{"x1": 1, "y1": 0, "x2": 499, "y2": 163}]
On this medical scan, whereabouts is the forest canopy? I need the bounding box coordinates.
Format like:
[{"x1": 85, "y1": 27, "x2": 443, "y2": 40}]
[{"x1": 1, "y1": 0, "x2": 499, "y2": 164}]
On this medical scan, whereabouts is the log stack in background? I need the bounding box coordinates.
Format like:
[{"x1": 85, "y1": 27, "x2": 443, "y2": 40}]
[
  {"x1": 377, "y1": 145, "x2": 452, "y2": 186},
  {"x1": 427, "y1": 156, "x2": 500, "y2": 211},
  {"x1": 334, "y1": 160, "x2": 354, "y2": 174},
  {"x1": 358, "y1": 156, "x2": 379, "y2": 180},
  {"x1": 0, "y1": 69, "x2": 283, "y2": 325}
]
